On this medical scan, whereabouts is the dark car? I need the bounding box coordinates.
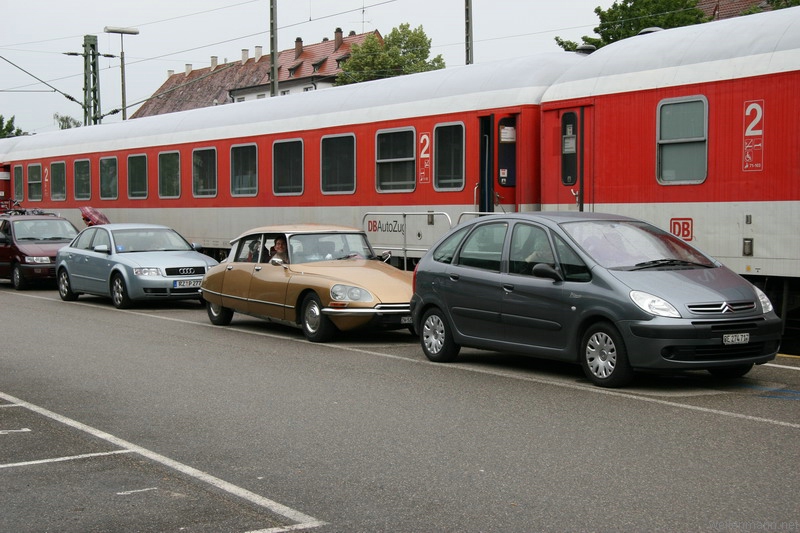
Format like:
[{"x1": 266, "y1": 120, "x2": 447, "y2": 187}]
[
  {"x1": 410, "y1": 212, "x2": 782, "y2": 387},
  {"x1": 0, "y1": 210, "x2": 79, "y2": 289}
]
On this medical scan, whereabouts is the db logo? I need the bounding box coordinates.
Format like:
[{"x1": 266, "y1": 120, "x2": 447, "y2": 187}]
[{"x1": 670, "y1": 218, "x2": 693, "y2": 241}]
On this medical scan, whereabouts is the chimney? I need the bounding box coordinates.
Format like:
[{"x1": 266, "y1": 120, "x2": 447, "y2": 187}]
[
  {"x1": 167, "y1": 69, "x2": 174, "y2": 77},
  {"x1": 255, "y1": 46, "x2": 263, "y2": 61},
  {"x1": 210, "y1": 56, "x2": 218, "y2": 70},
  {"x1": 295, "y1": 37, "x2": 303, "y2": 59},
  {"x1": 334, "y1": 27, "x2": 343, "y2": 50},
  {"x1": 185, "y1": 64, "x2": 192, "y2": 76},
  {"x1": 241, "y1": 49, "x2": 249, "y2": 65}
]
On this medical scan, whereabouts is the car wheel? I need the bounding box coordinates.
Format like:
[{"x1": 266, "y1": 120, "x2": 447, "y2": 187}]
[
  {"x1": 420, "y1": 307, "x2": 460, "y2": 362},
  {"x1": 301, "y1": 293, "x2": 336, "y2": 343},
  {"x1": 11, "y1": 264, "x2": 27, "y2": 290},
  {"x1": 707, "y1": 363, "x2": 754, "y2": 379},
  {"x1": 110, "y1": 274, "x2": 133, "y2": 309},
  {"x1": 207, "y1": 300, "x2": 233, "y2": 325},
  {"x1": 580, "y1": 322, "x2": 634, "y2": 387},
  {"x1": 57, "y1": 269, "x2": 79, "y2": 301}
]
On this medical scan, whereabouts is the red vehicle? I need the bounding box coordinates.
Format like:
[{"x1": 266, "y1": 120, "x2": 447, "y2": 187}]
[{"x1": 0, "y1": 8, "x2": 797, "y2": 320}]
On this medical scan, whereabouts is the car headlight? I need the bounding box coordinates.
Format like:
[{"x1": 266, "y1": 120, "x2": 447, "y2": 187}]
[
  {"x1": 133, "y1": 267, "x2": 162, "y2": 276},
  {"x1": 25, "y1": 256, "x2": 51, "y2": 264},
  {"x1": 754, "y1": 286, "x2": 773, "y2": 313},
  {"x1": 630, "y1": 290, "x2": 680, "y2": 318},
  {"x1": 331, "y1": 284, "x2": 373, "y2": 302}
]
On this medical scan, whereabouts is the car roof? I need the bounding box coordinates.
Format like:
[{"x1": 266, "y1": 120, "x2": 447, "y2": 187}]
[
  {"x1": 231, "y1": 224, "x2": 363, "y2": 243},
  {"x1": 463, "y1": 211, "x2": 639, "y2": 226},
  {"x1": 80, "y1": 223, "x2": 175, "y2": 231}
]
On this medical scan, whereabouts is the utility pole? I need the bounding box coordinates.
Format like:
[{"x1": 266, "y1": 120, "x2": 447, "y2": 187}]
[
  {"x1": 270, "y1": 0, "x2": 279, "y2": 97},
  {"x1": 465, "y1": 0, "x2": 474, "y2": 65},
  {"x1": 104, "y1": 26, "x2": 139, "y2": 120},
  {"x1": 82, "y1": 35, "x2": 101, "y2": 125}
]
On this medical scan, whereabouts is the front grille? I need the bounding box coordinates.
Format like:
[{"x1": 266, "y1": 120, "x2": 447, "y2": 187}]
[
  {"x1": 662, "y1": 340, "x2": 779, "y2": 362},
  {"x1": 687, "y1": 301, "x2": 756, "y2": 314},
  {"x1": 164, "y1": 266, "x2": 206, "y2": 277}
]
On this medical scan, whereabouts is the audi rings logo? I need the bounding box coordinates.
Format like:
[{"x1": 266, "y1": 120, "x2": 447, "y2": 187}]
[{"x1": 179, "y1": 267, "x2": 196, "y2": 275}]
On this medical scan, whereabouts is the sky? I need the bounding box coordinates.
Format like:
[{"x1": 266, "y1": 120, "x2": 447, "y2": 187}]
[{"x1": 1, "y1": 0, "x2": 613, "y2": 134}]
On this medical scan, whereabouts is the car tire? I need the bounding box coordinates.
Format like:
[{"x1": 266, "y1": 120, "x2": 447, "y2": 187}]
[
  {"x1": 207, "y1": 301, "x2": 234, "y2": 325},
  {"x1": 57, "y1": 269, "x2": 79, "y2": 301},
  {"x1": 420, "y1": 307, "x2": 461, "y2": 362},
  {"x1": 11, "y1": 264, "x2": 27, "y2": 290},
  {"x1": 580, "y1": 322, "x2": 634, "y2": 388},
  {"x1": 707, "y1": 363, "x2": 754, "y2": 379},
  {"x1": 110, "y1": 273, "x2": 133, "y2": 309},
  {"x1": 301, "y1": 293, "x2": 336, "y2": 343}
]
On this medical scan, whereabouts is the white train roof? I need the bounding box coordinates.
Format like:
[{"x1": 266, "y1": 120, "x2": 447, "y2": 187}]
[
  {"x1": 543, "y1": 6, "x2": 800, "y2": 102},
  {"x1": 2, "y1": 52, "x2": 583, "y2": 161}
]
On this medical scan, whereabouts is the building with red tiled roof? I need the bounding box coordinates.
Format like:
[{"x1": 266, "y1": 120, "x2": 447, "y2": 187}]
[
  {"x1": 696, "y1": 0, "x2": 770, "y2": 19},
  {"x1": 131, "y1": 28, "x2": 381, "y2": 119}
]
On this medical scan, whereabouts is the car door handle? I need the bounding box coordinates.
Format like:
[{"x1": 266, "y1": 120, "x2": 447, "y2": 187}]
[
  {"x1": 449, "y1": 274, "x2": 460, "y2": 281},
  {"x1": 503, "y1": 284, "x2": 515, "y2": 292},
  {"x1": 254, "y1": 266, "x2": 262, "y2": 271},
  {"x1": 226, "y1": 265, "x2": 234, "y2": 270}
]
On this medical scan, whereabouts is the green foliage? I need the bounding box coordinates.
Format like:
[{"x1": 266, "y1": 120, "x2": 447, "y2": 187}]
[
  {"x1": 556, "y1": 0, "x2": 707, "y2": 51},
  {"x1": 336, "y1": 23, "x2": 445, "y2": 85},
  {"x1": 53, "y1": 113, "x2": 81, "y2": 130},
  {"x1": 0, "y1": 115, "x2": 24, "y2": 138}
]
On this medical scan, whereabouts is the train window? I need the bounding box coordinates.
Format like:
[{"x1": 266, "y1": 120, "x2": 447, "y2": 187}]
[
  {"x1": 657, "y1": 96, "x2": 708, "y2": 184},
  {"x1": 100, "y1": 157, "x2": 118, "y2": 200},
  {"x1": 51, "y1": 162, "x2": 66, "y2": 201},
  {"x1": 376, "y1": 128, "x2": 415, "y2": 192},
  {"x1": 74, "y1": 160, "x2": 91, "y2": 200},
  {"x1": 158, "y1": 152, "x2": 180, "y2": 198},
  {"x1": 231, "y1": 144, "x2": 257, "y2": 197},
  {"x1": 27, "y1": 164, "x2": 42, "y2": 201},
  {"x1": 128, "y1": 154, "x2": 147, "y2": 199},
  {"x1": 273, "y1": 139, "x2": 303, "y2": 195},
  {"x1": 434, "y1": 123, "x2": 464, "y2": 190},
  {"x1": 321, "y1": 134, "x2": 355, "y2": 194},
  {"x1": 192, "y1": 148, "x2": 217, "y2": 198},
  {"x1": 13, "y1": 165, "x2": 23, "y2": 201}
]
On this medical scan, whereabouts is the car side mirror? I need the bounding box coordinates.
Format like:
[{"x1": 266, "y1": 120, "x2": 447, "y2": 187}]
[
  {"x1": 532, "y1": 263, "x2": 563, "y2": 282},
  {"x1": 191, "y1": 243, "x2": 203, "y2": 251},
  {"x1": 270, "y1": 257, "x2": 287, "y2": 268},
  {"x1": 93, "y1": 244, "x2": 110, "y2": 254},
  {"x1": 380, "y1": 250, "x2": 392, "y2": 263}
]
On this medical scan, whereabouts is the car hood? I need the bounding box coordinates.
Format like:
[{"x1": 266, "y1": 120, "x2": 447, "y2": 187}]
[
  {"x1": 16, "y1": 241, "x2": 71, "y2": 256},
  {"x1": 288, "y1": 260, "x2": 413, "y2": 300},
  {"x1": 115, "y1": 251, "x2": 217, "y2": 269},
  {"x1": 607, "y1": 265, "x2": 758, "y2": 305}
]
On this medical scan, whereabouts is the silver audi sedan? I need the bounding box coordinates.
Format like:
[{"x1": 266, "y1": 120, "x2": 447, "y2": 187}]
[
  {"x1": 56, "y1": 223, "x2": 218, "y2": 308},
  {"x1": 411, "y1": 212, "x2": 782, "y2": 387}
]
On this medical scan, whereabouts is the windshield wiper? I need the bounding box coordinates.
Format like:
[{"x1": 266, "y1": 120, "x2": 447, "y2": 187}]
[{"x1": 632, "y1": 258, "x2": 711, "y2": 270}]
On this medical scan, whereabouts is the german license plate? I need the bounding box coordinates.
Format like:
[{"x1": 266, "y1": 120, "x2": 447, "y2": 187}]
[
  {"x1": 174, "y1": 279, "x2": 201, "y2": 288},
  {"x1": 723, "y1": 333, "x2": 750, "y2": 345}
]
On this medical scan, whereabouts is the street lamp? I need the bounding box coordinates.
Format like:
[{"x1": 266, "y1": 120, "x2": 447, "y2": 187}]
[{"x1": 104, "y1": 26, "x2": 139, "y2": 120}]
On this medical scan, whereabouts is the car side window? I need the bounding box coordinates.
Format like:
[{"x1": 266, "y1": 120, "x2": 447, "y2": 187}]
[
  {"x1": 553, "y1": 234, "x2": 591, "y2": 282},
  {"x1": 234, "y1": 235, "x2": 263, "y2": 263},
  {"x1": 432, "y1": 226, "x2": 469, "y2": 264},
  {"x1": 456, "y1": 222, "x2": 507, "y2": 272},
  {"x1": 509, "y1": 223, "x2": 554, "y2": 276},
  {"x1": 93, "y1": 229, "x2": 111, "y2": 251},
  {"x1": 73, "y1": 228, "x2": 97, "y2": 251}
]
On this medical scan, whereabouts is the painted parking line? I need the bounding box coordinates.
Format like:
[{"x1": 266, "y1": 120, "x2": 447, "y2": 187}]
[{"x1": 0, "y1": 391, "x2": 326, "y2": 533}]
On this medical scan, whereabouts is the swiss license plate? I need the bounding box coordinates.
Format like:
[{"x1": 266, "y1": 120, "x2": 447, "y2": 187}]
[
  {"x1": 174, "y1": 279, "x2": 201, "y2": 288},
  {"x1": 723, "y1": 333, "x2": 750, "y2": 345},
  {"x1": 400, "y1": 316, "x2": 413, "y2": 325}
]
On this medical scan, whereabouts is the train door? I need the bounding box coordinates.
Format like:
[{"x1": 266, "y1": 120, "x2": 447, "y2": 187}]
[
  {"x1": 477, "y1": 114, "x2": 519, "y2": 212},
  {"x1": 555, "y1": 106, "x2": 593, "y2": 211},
  {"x1": 0, "y1": 164, "x2": 10, "y2": 206}
]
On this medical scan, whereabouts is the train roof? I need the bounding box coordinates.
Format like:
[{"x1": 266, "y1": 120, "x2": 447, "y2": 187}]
[
  {"x1": 542, "y1": 6, "x2": 800, "y2": 102},
  {"x1": 2, "y1": 52, "x2": 584, "y2": 161}
]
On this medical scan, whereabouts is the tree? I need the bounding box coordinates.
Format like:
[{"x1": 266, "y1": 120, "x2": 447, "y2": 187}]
[
  {"x1": 336, "y1": 23, "x2": 445, "y2": 85},
  {"x1": 0, "y1": 115, "x2": 24, "y2": 138},
  {"x1": 53, "y1": 113, "x2": 81, "y2": 130},
  {"x1": 742, "y1": 0, "x2": 800, "y2": 13},
  {"x1": 556, "y1": 0, "x2": 707, "y2": 51}
]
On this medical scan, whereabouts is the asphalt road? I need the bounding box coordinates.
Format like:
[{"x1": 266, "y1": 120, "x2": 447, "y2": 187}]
[{"x1": 1, "y1": 284, "x2": 799, "y2": 533}]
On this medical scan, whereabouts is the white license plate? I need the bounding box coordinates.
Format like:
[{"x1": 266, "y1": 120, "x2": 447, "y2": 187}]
[
  {"x1": 401, "y1": 316, "x2": 413, "y2": 324},
  {"x1": 723, "y1": 333, "x2": 750, "y2": 345},
  {"x1": 174, "y1": 279, "x2": 202, "y2": 288}
]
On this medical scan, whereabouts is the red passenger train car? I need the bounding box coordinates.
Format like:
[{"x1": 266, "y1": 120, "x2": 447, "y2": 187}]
[{"x1": 0, "y1": 7, "x2": 798, "y2": 319}]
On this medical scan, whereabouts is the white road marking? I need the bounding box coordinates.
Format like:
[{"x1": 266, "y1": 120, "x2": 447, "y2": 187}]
[
  {"x1": 0, "y1": 391, "x2": 326, "y2": 532},
  {"x1": 0, "y1": 449, "x2": 132, "y2": 469},
  {"x1": 0, "y1": 427, "x2": 31, "y2": 435}
]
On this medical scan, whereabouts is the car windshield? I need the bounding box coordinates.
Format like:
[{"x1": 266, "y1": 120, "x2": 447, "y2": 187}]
[
  {"x1": 12, "y1": 219, "x2": 78, "y2": 241},
  {"x1": 111, "y1": 228, "x2": 193, "y2": 253},
  {"x1": 288, "y1": 233, "x2": 375, "y2": 264},
  {"x1": 562, "y1": 220, "x2": 715, "y2": 270}
]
